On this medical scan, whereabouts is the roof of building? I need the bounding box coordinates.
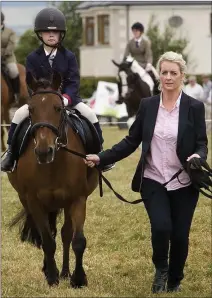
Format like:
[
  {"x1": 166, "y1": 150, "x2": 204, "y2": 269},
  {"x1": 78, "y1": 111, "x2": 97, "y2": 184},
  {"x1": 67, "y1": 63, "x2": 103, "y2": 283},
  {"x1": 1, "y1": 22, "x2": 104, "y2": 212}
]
[{"x1": 77, "y1": 1, "x2": 210, "y2": 10}]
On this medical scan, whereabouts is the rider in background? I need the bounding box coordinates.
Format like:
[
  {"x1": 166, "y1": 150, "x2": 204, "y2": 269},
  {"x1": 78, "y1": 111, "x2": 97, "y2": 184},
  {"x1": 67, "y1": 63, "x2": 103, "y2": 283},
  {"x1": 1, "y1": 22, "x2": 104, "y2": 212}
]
[
  {"x1": 184, "y1": 75, "x2": 204, "y2": 101},
  {"x1": 1, "y1": 7, "x2": 114, "y2": 173},
  {"x1": 201, "y1": 74, "x2": 212, "y2": 102},
  {"x1": 1, "y1": 11, "x2": 20, "y2": 105},
  {"x1": 123, "y1": 22, "x2": 158, "y2": 92}
]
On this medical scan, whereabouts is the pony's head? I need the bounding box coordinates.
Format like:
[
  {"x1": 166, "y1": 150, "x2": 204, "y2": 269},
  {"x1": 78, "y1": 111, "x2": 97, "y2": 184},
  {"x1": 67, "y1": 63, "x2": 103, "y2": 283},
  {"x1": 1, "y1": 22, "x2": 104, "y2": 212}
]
[
  {"x1": 112, "y1": 56, "x2": 134, "y2": 74},
  {"x1": 112, "y1": 56, "x2": 141, "y2": 99},
  {"x1": 26, "y1": 71, "x2": 67, "y2": 164}
]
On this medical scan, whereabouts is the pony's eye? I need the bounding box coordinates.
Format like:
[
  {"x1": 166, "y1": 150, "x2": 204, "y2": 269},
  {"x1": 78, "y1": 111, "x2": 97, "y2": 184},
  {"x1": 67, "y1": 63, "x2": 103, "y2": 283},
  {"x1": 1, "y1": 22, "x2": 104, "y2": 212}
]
[{"x1": 54, "y1": 106, "x2": 62, "y2": 112}]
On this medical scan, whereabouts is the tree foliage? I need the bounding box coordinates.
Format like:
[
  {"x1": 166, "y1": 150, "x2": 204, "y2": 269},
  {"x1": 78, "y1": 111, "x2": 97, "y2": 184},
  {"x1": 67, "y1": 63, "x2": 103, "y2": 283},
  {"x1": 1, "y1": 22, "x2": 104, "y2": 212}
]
[
  {"x1": 52, "y1": 1, "x2": 82, "y2": 63},
  {"x1": 15, "y1": 30, "x2": 40, "y2": 65},
  {"x1": 146, "y1": 15, "x2": 191, "y2": 67}
]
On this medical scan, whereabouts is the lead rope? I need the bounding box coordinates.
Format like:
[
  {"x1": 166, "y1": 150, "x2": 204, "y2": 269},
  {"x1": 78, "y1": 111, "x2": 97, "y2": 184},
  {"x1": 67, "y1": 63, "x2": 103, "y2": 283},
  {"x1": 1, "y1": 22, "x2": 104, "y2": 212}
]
[{"x1": 61, "y1": 146, "x2": 143, "y2": 204}]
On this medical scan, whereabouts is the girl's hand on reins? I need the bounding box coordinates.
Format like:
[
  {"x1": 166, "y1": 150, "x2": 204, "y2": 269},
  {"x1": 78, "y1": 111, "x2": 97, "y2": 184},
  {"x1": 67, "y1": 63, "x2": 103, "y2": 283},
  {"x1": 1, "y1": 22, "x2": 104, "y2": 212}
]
[{"x1": 84, "y1": 154, "x2": 100, "y2": 168}]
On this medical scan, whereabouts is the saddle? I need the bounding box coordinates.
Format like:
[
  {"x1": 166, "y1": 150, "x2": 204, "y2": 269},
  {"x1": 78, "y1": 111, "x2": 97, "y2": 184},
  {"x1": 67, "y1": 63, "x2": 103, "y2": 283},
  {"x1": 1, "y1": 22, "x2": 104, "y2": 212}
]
[{"x1": 10, "y1": 108, "x2": 101, "y2": 163}]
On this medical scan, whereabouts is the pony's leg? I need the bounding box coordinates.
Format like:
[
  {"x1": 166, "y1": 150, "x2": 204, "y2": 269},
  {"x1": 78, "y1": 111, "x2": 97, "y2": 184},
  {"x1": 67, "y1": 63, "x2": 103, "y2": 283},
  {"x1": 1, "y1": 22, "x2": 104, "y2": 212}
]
[
  {"x1": 1, "y1": 126, "x2": 6, "y2": 152},
  {"x1": 70, "y1": 196, "x2": 87, "y2": 288},
  {"x1": 60, "y1": 207, "x2": 73, "y2": 279},
  {"x1": 42, "y1": 212, "x2": 58, "y2": 278},
  {"x1": 27, "y1": 201, "x2": 59, "y2": 286}
]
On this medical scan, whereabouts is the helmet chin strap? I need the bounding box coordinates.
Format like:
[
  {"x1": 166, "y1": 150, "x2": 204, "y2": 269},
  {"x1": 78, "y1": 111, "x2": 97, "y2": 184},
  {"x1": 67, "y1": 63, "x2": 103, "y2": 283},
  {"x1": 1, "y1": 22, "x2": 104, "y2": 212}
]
[{"x1": 36, "y1": 31, "x2": 66, "y2": 49}]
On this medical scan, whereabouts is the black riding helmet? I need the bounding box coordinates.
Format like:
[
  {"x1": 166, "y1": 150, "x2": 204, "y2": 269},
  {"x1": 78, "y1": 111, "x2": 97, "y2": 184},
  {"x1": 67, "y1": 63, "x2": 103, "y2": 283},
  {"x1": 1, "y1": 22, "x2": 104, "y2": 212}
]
[
  {"x1": 1, "y1": 12, "x2": 5, "y2": 24},
  {"x1": 34, "y1": 7, "x2": 67, "y2": 47},
  {"x1": 131, "y1": 22, "x2": 144, "y2": 33}
]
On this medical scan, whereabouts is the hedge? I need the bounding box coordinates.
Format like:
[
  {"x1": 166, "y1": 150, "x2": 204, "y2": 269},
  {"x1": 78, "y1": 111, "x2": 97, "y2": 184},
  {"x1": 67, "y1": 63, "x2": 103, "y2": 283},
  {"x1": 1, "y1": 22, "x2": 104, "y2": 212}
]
[{"x1": 80, "y1": 77, "x2": 117, "y2": 98}]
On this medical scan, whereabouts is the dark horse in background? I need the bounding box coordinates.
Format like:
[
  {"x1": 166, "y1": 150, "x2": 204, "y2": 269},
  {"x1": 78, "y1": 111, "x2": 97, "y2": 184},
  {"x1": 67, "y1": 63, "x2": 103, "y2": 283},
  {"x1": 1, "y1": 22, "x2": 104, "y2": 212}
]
[
  {"x1": 112, "y1": 57, "x2": 159, "y2": 118},
  {"x1": 8, "y1": 72, "x2": 100, "y2": 288}
]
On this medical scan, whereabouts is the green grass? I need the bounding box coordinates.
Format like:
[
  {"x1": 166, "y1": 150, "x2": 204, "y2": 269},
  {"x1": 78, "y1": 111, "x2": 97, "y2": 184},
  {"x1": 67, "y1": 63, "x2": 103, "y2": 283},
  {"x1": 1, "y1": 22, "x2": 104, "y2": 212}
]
[{"x1": 1, "y1": 127, "x2": 211, "y2": 297}]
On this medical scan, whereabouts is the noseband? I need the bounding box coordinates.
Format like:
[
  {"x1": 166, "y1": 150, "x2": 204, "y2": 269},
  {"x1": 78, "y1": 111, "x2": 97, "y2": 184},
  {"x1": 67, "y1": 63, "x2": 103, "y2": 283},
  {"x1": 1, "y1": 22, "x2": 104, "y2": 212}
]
[{"x1": 30, "y1": 90, "x2": 67, "y2": 148}]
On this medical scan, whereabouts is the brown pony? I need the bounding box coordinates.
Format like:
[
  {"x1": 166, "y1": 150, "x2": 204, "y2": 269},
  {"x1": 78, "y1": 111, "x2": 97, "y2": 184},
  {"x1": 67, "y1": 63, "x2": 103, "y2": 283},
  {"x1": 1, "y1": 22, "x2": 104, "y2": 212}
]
[
  {"x1": 8, "y1": 72, "x2": 99, "y2": 287},
  {"x1": 1, "y1": 63, "x2": 29, "y2": 151}
]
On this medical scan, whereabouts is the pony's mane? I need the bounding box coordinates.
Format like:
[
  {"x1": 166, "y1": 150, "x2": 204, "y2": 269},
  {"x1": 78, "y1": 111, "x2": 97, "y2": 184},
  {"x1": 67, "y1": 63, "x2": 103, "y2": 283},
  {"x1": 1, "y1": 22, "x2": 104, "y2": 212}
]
[
  {"x1": 131, "y1": 60, "x2": 145, "y2": 75},
  {"x1": 36, "y1": 78, "x2": 52, "y2": 89},
  {"x1": 124, "y1": 56, "x2": 155, "y2": 93},
  {"x1": 125, "y1": 55, "x2": 145, "y2": 75}
]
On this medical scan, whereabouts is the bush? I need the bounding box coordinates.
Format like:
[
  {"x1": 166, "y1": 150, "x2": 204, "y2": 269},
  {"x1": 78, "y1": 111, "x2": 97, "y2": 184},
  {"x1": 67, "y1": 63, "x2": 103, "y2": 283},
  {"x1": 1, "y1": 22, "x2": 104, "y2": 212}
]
[
  {"x1": 146, "y1": 15, "x2": 190, "y2": 66},
  {"x1": 15, "y1": 30, "x2": 40, "y2": 65}
]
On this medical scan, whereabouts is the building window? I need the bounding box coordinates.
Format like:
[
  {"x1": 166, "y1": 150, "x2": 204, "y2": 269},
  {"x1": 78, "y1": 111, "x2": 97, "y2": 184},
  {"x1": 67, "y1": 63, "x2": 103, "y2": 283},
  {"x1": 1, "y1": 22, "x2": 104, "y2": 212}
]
[
  {"x1": 84, "y1": 17, "x2": 94, "y2": 45},
  {"x1": 98, "y1": 15, "x2": 109, "y2": 44},
  {"x1": 168, "y1": 15, "x2": 183, "y2": 28},
  {"x1": 210, "y1": 13, "x2": 212, "y2": 34}
]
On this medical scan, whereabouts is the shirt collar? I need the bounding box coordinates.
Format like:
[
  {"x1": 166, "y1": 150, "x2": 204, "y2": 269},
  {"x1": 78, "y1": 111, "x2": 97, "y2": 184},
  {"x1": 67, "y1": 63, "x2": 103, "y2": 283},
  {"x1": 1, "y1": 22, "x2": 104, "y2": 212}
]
[
  {"x1": 44, "y1": 47, "x2": 57, "y2": 57},
  {"x1": 160, "y1": 90, "x2": 182, "y2": 108},
  {"x1": 134, "y1": 36, "x2": 142, "y2": 43}
]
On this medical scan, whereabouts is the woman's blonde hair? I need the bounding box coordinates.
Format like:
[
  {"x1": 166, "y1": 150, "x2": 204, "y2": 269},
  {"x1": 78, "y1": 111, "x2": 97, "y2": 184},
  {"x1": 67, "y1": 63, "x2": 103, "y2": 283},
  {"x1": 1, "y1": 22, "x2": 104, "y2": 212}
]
[{"x1": 156, "y1": 51, "x2": 187, "y2": 90}]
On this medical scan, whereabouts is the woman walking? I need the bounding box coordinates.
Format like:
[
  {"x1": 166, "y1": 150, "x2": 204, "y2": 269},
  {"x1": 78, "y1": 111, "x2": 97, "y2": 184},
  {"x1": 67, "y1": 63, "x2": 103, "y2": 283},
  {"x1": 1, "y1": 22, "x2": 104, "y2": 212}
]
[{"x1": 85, "y1": 51, "x2": 208, "y2": 293}]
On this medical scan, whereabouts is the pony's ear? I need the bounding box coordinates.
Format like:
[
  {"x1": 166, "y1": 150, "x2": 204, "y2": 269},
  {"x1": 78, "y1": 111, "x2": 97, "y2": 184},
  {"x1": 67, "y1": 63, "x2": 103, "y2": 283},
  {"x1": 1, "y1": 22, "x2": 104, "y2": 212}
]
[
  {"x1": 112, "y1": 59, "x2": 121, "y2": 68},
  {"x1": 51, "y1": 71, "x2": 62, "y2": 91},
  {"x1": 26, "y1": 72, "x2": 38, "y2": 92}
]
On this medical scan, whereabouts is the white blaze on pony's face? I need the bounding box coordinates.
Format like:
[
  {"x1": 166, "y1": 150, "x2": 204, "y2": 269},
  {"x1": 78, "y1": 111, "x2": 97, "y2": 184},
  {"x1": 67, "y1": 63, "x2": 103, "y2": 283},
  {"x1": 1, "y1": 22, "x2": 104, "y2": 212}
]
[
  {"x1": 119, "y1": 71, "x2": 128, "y2": 97},
  {"x1": 29, "y1": 91, "x2": 64, "y2": 164}
]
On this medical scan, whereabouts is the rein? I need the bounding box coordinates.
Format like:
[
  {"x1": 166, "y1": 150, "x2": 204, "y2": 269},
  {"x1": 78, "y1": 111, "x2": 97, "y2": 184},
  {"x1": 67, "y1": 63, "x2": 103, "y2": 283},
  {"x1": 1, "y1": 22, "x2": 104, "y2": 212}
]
[
  {"x1": 61, "y1": 147, "x2": 143, "y2": 204},
  {"x1": 60, "y1": 147, "x2": 212, "y2": 201}
]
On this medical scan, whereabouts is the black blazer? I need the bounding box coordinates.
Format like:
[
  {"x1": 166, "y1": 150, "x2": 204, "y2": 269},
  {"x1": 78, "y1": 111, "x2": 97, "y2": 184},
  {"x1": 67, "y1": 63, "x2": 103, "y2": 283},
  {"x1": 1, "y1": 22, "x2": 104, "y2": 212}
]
[
  {"x1": 98, "y1": 92, "x2": 208, "y2": 193},
  {"x1": 25, "y1": 45, "x2": 81, "y2": 106}
]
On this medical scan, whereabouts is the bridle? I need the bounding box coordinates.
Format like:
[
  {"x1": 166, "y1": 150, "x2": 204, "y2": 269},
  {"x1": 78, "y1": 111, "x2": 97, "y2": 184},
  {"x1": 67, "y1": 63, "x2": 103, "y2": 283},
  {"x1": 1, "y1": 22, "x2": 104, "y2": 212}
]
[
  {"x1": 30, "y1": 90, "x2": 68, "y2": 150},
  {"x1": 118, "y1": 58, "x2": 150, "y2": 90}
]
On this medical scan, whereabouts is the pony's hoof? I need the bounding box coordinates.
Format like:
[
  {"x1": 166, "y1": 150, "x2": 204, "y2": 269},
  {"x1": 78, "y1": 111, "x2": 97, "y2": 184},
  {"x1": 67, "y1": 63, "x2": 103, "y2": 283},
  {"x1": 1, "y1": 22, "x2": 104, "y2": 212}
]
[
  {"x1": 60, "y1": 270, "x2": 71, "y2": 279},
  {"x1": 47, "y1": 277, "x2": 59, "y2": 287},
  {"x1": 42, "y1": 266, "x2": 48, "y2": 279},
  {"x1": 46, "y1": 268, "x2": 59, "y2": 286},
  {"x1": 70, "y1": 270, "x2": 88, "y2": 288}
]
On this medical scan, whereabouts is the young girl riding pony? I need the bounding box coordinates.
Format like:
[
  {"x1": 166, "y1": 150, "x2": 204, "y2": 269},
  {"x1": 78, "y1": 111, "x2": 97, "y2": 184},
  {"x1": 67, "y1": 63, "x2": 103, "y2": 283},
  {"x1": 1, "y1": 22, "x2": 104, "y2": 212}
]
[{"x1": 1, "y1": 7, "x2": 114, "y2": 173}]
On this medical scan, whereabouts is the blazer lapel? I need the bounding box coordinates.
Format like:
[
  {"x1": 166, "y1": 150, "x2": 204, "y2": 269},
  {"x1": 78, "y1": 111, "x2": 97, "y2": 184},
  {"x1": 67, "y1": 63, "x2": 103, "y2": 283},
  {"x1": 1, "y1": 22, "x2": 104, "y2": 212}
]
[
  {"x1": 52, "y1": 49, "x2": 65, "y2": 71},
  {"x1": 139, "y1": 39, "x2": 145, "y2": 50},
  {"x1": 177, "y1": 91, "x2": 190, "y2": 148},
  {"x1": 143, "y1": 94, "x2": 160, "y2": 143},
  {"x1": 36, "y1": 45, "x2": 52, "y2": 70}
]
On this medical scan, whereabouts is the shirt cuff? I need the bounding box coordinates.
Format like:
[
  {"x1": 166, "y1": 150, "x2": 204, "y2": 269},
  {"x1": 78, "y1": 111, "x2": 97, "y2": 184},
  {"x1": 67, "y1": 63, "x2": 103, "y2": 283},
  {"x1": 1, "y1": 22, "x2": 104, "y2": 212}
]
[
  {"x1": 62, "y1": 94, "x2": 72, "y2": 106},
  {"x1": 97, "y1": 151, "x2": 106, "y2": 166}
]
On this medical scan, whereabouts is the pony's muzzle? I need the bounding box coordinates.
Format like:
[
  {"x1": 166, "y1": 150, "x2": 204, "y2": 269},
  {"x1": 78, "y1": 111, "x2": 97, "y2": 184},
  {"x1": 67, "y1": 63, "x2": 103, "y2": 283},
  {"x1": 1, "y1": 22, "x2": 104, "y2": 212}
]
[{"x1": 34, "y1": 146, "x2": 55, "y2": 164}]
